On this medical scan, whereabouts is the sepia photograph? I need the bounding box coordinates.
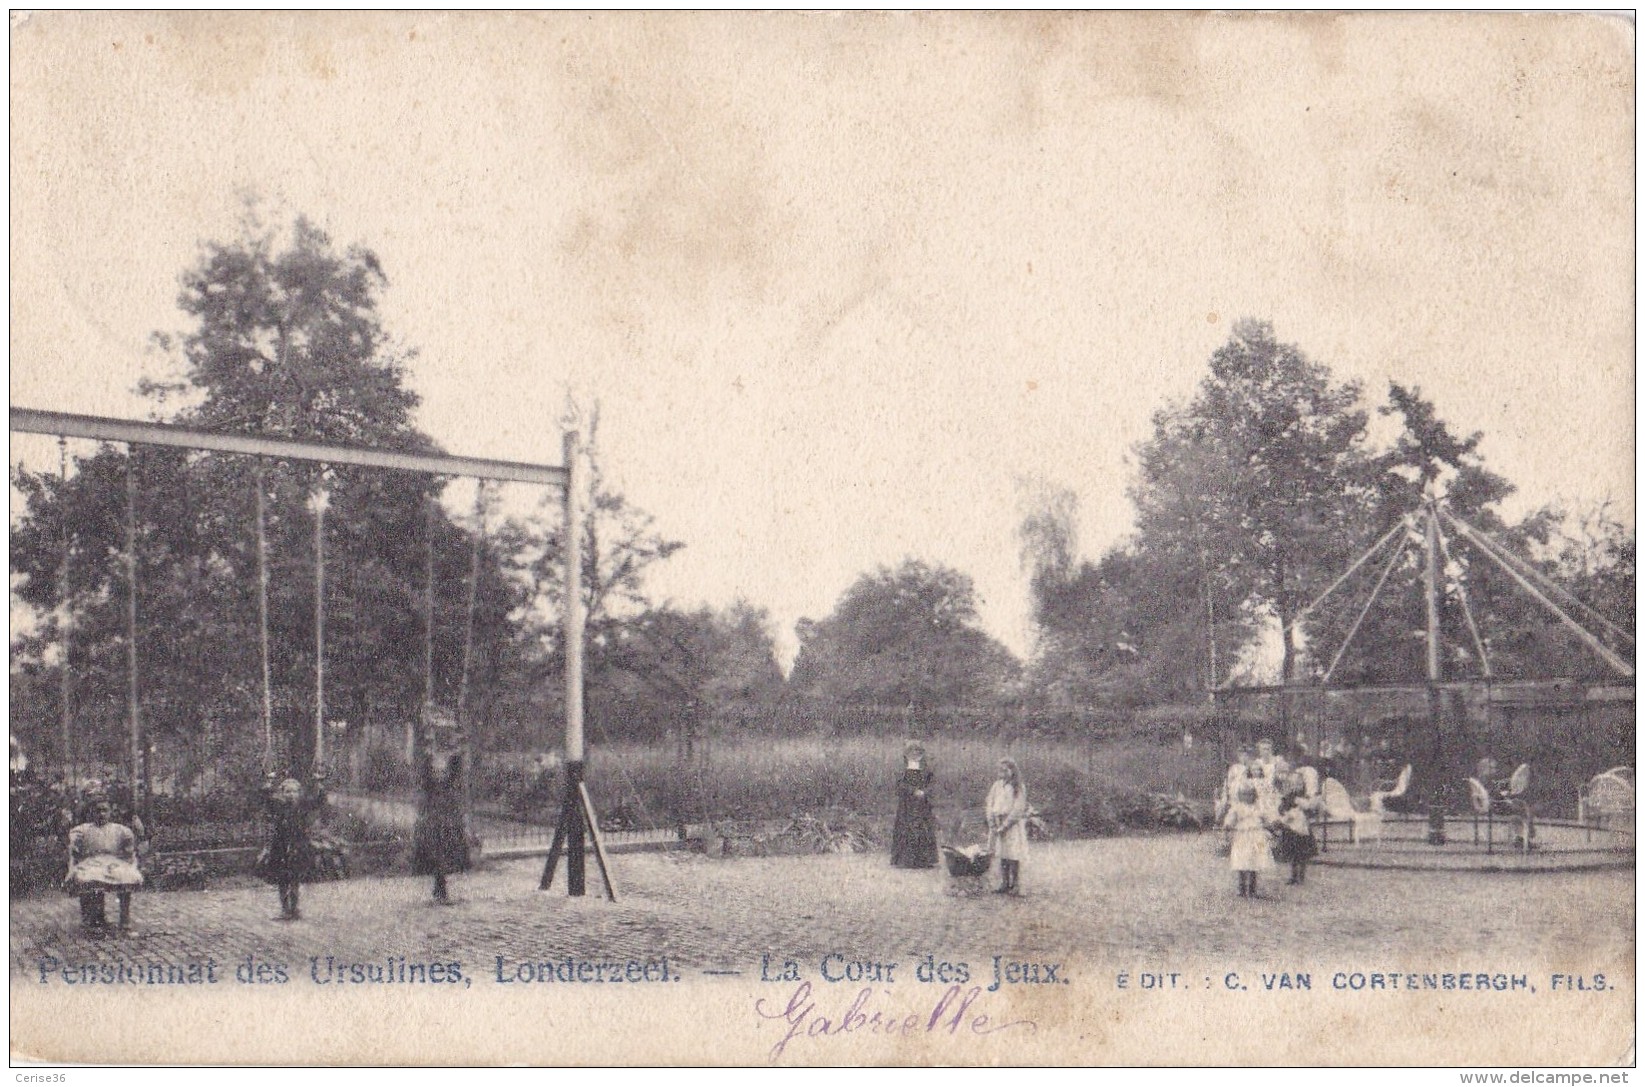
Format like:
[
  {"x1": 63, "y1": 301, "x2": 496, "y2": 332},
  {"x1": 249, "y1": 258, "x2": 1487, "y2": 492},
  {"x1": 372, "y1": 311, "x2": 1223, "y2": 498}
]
[{"x1": 7, "y1": 11, "x2": 1635, "y2": 1069}]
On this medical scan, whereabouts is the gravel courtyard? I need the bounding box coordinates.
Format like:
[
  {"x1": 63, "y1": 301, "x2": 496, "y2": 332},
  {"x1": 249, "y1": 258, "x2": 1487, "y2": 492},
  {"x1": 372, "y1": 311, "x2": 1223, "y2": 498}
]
[{"x1": 11, "y1": 835, "x2": 1632, "y2": 975}]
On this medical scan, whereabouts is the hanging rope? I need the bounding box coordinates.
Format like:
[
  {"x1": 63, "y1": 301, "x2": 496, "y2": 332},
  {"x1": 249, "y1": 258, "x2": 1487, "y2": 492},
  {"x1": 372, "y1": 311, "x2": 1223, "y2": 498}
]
[
  {"x1": 253, "y1": 461, "x2": 274, "y2": 773},
  {"x1": 311, "y1": 470, "x2": 330, "y2": 774},
  {"x1": 56, "y1": 436, "x2": 74, "y2": 788},
  {"x1": 1322, "y1": 527, "x2": 1414, "y2": 683},
  {"x1": 457, "y1": 481, "x2": 486, "y2": 726},
  {"x1": 1198, "y1": 538, "x2": 1217, "y2": 694},
  {"x1": 422, "y1": 488, "x2": 439, "y2": 756},
  {"x1": 124, "y1": 445, "x2": 143, "y2": 813},
  {"x1": 1288, "y1": 518, "x2": 1409, "y2": 636},
  {"x1": 1445, "y1": 507, "x2": 1633, "y2": 647},
  {"x1": 457, "y1": 481, "x2": 487, "y2": 826}
]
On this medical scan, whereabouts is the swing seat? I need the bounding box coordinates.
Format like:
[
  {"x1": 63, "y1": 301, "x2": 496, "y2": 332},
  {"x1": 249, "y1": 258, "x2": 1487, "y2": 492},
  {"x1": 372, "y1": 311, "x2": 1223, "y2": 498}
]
[
  {"x1": 1297, "y1": 764, "x2": 1320, "y2": 800},
  {"x1": 1578, "y1": 767, "x2": 1633, "y2": 829},
  {"x1": 1468, "y1": 770, "x2": 1534, "y2": 854},
  {"x1": 1368, "y1": 764, "x2": 1412, "y2": 814},
  {"x1": 309, "y1": 835, "x2": 351, "y2": 881},
  {"x1": 1320, "y1": 777, "x2": 1383, "y2": 846}
]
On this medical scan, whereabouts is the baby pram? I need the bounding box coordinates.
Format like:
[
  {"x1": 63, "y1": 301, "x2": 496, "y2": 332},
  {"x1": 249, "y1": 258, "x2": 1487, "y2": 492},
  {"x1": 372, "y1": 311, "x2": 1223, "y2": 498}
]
[{"x1": 941, "y1": 844, "x2": 994, "y2": 897}]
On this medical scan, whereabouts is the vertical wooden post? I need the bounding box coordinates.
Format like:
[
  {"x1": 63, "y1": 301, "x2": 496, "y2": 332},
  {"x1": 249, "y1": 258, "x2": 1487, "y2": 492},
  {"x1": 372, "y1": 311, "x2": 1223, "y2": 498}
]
[
  {"x1": 1424, "y1": 502, "x2": 1442, "y2": 685},
  {"x1": 564, "y1": 432, "x2": 585, "y2": 763},
  {"x1": 254, "y1": 463, "x2": 273, "y2": 773},
  {"x1": 124, "y1": 446, "x2": 143, "y2": 810},
  {"x1": 1423, "y1": 501, "x2": 1444, "y2": 782},
  {"x1": 542, "y1": 432, "x2": 598, "y2": 896},
  {"x1": 563, "y1": 430, "x2": 586, "y2": 896}
]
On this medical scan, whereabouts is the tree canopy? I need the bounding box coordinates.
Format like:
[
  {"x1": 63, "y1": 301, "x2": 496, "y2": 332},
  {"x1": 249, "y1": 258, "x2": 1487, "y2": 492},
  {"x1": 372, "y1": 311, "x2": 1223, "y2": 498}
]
[
  {"x1": 1022, "y1": 321, "x2": 1635, "y2": 710},
  {"x1": 789, "y1": 559, "x2": 1019, "y2": 709},
  {"x1": 12, "y1": 215, "x2": 521, "y2": 783},
  {"x1": 1132, "y1": 319, "x2": 1372, "y2": 684},
  {"x1": 11, "y1": 217, "x2": 1632, "y2": 786}
]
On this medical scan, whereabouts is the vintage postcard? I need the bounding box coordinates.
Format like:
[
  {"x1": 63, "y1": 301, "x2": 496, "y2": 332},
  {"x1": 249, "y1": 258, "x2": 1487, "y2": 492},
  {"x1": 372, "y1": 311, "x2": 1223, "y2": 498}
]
[{"x1": 8, "y1": 11, "x2": 1635, "y2": 1069}]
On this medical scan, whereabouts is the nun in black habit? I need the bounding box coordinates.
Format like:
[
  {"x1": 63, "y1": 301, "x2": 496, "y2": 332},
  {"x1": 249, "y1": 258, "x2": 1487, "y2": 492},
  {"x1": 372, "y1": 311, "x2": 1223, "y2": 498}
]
[{"x1": 891, "y1": 740, "x2": 939, "y2": 869}]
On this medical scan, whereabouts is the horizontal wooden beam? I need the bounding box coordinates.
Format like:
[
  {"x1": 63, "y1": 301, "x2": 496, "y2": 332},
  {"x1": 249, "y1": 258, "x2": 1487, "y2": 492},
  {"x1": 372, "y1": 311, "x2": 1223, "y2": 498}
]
[
  {"x1": 11, "y1": 407, "x2": 566, "y2": 488},
  {"x1": 1214, "y1": 679, "x2": 1633, "y2": 701}
]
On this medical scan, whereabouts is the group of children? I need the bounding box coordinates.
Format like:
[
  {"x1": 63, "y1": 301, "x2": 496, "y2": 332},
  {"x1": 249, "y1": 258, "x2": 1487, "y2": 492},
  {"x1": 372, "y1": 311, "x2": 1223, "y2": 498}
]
[
  {"x1": 63, "y1": 746, "x2": 471, "y2": 935},
  {"x1": 1220, "y1": 740, "x2": 1319, "y2": 899}
]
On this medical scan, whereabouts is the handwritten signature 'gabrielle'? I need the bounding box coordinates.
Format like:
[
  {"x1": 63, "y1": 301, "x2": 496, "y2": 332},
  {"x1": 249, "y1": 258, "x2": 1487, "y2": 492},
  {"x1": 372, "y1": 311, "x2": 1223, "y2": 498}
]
[{"x1": 754, "y1": 980, "x2": 1038, "y2": 1062}]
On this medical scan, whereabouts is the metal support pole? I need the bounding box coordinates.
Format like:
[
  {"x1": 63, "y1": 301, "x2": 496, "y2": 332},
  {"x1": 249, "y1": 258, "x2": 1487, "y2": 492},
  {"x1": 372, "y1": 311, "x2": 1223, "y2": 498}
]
[
  {"x1": 563, "y1": 430, "x2": 586, "y2": 896},
  {"x1": 1423, "y1": 501, "x2": 1444, "y2": 781},
  {"x1": 1323, "y1": 530, "x2": 1412, "y2": 683},
  {"x1": 1444, "y1": 509, "x2": 1634, "y2": 678},
  {"x1": 1433, "y1": 519, "x2": 1492, "y2": 678}
]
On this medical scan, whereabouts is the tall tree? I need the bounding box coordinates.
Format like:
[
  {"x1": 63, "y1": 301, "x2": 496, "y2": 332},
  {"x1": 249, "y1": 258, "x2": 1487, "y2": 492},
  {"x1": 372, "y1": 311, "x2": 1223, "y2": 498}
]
[
  {"x1": 789, "y1": 559, "x2": 1019, "y2": 709},
  {"x1": 11, "y1": 211, "x2": 512, "y2": 785},
  {"x1": 591, "y1": 601, "x2": 784, "y2": 743},
  {"x1": 497, "y1": 405, "x2": 686, "y2": 739},
  {"x1": 147, "y1": 210, "x2": 421, "y2": 446},
  {"x1": 1131, "y1": 319, "x2": 1371, "y2": 684},
  {"x1": 1467, "y1": 499, "x2": 1636, "y2": 681},
  {"x1": 1017, "y1": 477, "x2": 1079, "y2": 596},
  {"x1": 1017, "y1": 482, "x2": 1220, "y2": 708},
  {"x1": 1550, "y1": 501, "x2": 1635, "y2": 636}
]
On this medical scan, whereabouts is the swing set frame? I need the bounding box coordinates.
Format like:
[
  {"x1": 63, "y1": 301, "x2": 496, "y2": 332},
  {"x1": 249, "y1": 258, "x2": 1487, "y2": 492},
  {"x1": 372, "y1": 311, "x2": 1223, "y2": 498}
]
[
  {"x1": 12, "y1": 406, "x2": 616, "y2": 900},
  {"x1": 1209, "y1": 495, "x2": 1634, "y2": 800}
]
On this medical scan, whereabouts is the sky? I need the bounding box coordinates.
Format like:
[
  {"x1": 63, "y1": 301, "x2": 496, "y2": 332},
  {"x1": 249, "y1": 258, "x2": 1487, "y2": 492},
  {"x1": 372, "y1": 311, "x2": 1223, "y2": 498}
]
[{"x1": 9, "y1": 12, "x2": 1635, "y2": 667}]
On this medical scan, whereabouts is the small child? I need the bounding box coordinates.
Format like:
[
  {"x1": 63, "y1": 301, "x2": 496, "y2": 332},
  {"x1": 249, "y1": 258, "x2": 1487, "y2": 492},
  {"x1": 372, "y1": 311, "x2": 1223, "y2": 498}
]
[
  {"x1": 1275, "y1": 790, "x2": 1318, "y2": 885},
  {"x1": 65, "y1": 798, "x2": 144, "y2": 935},
  {"x1": 1221, "y1": 784, "x2": 1274, "y2": 898},
  {"x1": 256, "y1": 771, "x2": 325, "y2": 921},
  {"x1": 414, "y1": 749, "x2": 470, "y2": 904}
]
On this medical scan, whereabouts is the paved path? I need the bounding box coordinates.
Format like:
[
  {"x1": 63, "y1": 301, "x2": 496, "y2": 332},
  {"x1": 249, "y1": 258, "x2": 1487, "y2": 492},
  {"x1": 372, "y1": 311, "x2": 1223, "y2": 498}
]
[{"x1": 12, "y1": 835, "x2": 1633, "y2": 982}]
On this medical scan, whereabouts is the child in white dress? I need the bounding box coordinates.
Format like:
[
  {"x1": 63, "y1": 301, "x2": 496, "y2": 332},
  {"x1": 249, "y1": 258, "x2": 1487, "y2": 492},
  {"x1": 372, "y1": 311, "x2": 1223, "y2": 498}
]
[
  {"x1": 65, "y1": 799, "x2": 143, "y2": 934},
  {"x1": 985, "y1": 758, "x2": 1029, "y2": 895},
  {"x1": 1222, "y1": 784, "x2": 1274, "y2": 899}
]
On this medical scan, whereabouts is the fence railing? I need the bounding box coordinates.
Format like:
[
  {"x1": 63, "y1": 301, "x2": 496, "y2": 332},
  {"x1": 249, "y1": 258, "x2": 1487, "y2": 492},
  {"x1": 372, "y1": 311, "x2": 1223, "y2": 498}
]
[{"x1": 328, "y1": 791, "x2": 684, "y2": 857}]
